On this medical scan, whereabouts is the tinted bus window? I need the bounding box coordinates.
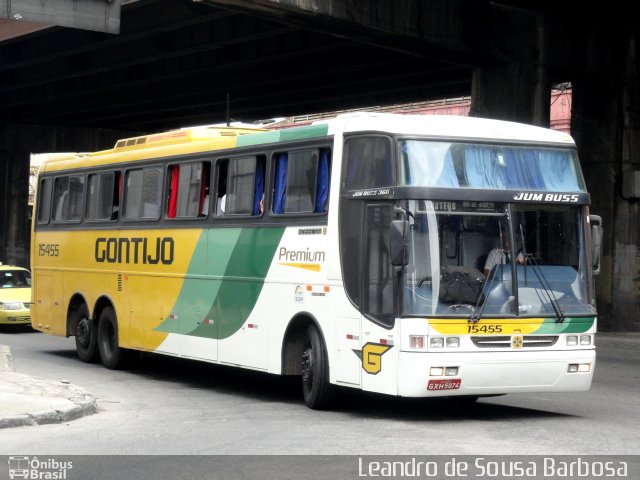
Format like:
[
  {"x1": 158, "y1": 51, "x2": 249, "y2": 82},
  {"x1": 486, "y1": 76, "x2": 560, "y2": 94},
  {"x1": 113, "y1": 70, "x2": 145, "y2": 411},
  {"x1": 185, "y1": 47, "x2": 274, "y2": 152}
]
[
  {"x1": 52, "y1": 175, "x2": 85, "y2": 223},
  {"x1": 37, "y1": 177, "x2": 53, "y2": 224},
  {"x1": 125, "y1": 166, "x2": 163, "y2": 220}
]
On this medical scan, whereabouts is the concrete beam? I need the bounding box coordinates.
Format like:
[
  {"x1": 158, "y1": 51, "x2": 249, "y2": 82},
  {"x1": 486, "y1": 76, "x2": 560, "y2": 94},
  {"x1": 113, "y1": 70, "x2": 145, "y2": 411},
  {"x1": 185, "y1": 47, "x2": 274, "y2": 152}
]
[
  {"x1": 197, "y1": 0, "x2": 515, "y2": 66},
  {"x1": 1, "y1": 0, "x2": 121, "y2": 34}
]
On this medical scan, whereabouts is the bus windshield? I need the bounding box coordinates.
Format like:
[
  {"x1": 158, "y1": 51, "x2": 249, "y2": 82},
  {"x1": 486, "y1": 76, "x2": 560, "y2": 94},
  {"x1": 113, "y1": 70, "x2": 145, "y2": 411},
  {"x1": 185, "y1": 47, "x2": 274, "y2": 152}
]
[
  {"x1": 398, "y1": 140, "x2": 586, "y2": 192},
  {"x1": 402, "y1": 200, "x2": 595, "y2": 317}
]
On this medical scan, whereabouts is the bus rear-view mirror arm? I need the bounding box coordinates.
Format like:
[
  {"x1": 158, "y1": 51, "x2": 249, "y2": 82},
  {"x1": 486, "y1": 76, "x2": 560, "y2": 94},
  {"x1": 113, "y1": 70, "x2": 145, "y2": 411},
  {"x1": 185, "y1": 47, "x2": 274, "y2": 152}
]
[{"x1": 589, "y1": 214, "x2": 603, "y2": 276}]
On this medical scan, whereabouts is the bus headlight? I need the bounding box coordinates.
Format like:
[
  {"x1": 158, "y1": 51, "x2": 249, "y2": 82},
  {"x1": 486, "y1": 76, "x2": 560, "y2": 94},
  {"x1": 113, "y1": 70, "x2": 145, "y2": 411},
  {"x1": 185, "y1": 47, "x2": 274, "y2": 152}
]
[
  {"x1": 580, "y1": 335, "x2": 592, "y2": 345},
  {"x1": 430, "y1": 337, "x2": 444, "y2": 348},
  {"x1": 566, "y1": 335, "x2": 578, "y2": 346}
]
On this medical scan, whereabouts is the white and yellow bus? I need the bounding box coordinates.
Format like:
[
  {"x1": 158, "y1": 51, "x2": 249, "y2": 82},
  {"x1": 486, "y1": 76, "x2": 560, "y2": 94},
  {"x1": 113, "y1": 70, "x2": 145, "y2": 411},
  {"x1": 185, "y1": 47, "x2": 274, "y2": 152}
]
[{"x1": 31, "y1": 113, "x2": 602, "y2": 409}]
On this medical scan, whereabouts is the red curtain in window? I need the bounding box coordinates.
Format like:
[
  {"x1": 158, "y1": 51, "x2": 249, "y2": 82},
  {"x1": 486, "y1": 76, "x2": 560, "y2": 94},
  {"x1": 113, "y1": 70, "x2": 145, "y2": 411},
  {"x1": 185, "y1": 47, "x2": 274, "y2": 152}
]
[{"x1": 168, "y1": 165, "x2": 179, "y2": 218}]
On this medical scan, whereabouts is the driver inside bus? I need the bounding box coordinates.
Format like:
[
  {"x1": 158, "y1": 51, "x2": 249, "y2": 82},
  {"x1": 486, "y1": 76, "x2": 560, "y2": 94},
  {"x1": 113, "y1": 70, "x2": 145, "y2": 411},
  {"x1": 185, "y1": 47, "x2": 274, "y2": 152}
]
[{"x1": 483, "y1": 236, "x2": 525, "y2": 277}]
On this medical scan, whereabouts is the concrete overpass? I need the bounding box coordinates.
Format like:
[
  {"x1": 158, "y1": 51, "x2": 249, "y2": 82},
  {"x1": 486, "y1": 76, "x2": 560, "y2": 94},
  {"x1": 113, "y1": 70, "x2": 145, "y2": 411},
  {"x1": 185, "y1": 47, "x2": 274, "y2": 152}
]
[{"x1": 1, "y1": 0, "x2": 638, "y2": 331}]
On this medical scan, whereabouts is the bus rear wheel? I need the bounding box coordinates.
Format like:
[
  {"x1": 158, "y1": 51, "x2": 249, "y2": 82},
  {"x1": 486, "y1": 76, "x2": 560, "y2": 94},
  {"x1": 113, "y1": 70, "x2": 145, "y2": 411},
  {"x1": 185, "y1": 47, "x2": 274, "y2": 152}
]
[
  {"x1": 301, "y1": 325, "x2": 334, "y2": 409},
  {"x1": 97, "y1": 306, "x2": 131, "y2": 370},
  {"x1": 74, "y1": 305, "x2": 98, "y2": 363}
]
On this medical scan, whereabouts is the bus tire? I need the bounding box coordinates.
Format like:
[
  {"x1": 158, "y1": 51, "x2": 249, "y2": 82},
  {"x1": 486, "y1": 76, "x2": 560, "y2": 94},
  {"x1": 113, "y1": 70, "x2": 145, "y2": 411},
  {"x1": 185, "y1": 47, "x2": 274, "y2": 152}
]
[
  {"x1": 97, "y1": 306, "x2": 131, "y2": 370},
  {"x1": 301, "y1": 324, "x2": 334, "y2": 409},
  {"x1": 74, "y1": 304, "x2": 99, "y2": 363}
]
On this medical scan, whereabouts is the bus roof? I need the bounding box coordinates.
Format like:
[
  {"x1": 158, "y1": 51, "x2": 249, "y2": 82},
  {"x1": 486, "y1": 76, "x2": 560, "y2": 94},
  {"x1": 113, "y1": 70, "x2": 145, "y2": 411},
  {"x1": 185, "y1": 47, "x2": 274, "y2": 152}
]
[
  {"x1": 38, "y1": 113, "x2": 575, "y2": 173},
  {"x1": 324, "y1": 112, "x2": 576, "y2": 145}
]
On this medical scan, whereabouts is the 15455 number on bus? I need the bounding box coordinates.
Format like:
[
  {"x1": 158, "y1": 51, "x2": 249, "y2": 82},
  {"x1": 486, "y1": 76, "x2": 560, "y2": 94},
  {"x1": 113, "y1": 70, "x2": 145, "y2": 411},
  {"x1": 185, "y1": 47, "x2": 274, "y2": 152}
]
[
  {"x1": 467, "y1": 324, "x2": 503, "y2": 334},
  {"x1": 38, "y1": 243, "x2": 60, "y2": 257}
]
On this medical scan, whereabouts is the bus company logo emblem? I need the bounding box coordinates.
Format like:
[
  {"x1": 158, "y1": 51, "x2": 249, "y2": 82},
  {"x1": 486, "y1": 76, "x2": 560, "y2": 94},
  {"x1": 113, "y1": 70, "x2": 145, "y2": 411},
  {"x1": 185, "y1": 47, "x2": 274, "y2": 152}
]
[
  {"x1": 353, "y1": 342, "x2": 392, "y2": 375},
  {"x1": 511, "y1": 335, "x2": 524, "y2": 349}
]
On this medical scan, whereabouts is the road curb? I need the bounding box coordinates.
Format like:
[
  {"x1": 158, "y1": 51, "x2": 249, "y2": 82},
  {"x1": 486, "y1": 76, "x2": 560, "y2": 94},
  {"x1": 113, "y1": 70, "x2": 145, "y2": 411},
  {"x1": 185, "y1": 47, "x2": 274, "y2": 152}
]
[
  {"x1": 0, "y1": 345, "x2": 98, "y2": 429},
  {"x1": 0, "y1": 395, "x2": 98, "y2": 429}
]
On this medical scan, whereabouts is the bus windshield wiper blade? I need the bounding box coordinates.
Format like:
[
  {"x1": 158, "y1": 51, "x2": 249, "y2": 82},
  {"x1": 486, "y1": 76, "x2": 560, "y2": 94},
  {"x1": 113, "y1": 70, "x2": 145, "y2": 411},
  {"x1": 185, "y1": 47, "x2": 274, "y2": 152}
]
[
  {"x1": 525, "y1": 255, "x2": 566, "y2": 323},
  {"x1": 469, "y1": 268, "x2": 495, "y2": 324}
]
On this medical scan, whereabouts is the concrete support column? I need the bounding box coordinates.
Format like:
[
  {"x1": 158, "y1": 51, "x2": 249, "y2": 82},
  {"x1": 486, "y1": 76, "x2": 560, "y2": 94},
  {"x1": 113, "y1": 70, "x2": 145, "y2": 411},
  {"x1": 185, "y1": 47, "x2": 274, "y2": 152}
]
[
  {"x1": 571, "y1": 76, "x2": 620, "y2": 330},
  {"x1": 0, "y1": 124, "x2": 140, "y2": 269},
  {"x1": 611, "y1": 34, "x2": 640, "y2": 331},
  {"x1": 572, "y1": 33, "x2": 640, "y2": 332},
  {"x1": 469, "y1": 14, "x2": 550, "y2": 126},
  {"x1": 0, "y1": 143, "x2": 30, "y2": 268}
]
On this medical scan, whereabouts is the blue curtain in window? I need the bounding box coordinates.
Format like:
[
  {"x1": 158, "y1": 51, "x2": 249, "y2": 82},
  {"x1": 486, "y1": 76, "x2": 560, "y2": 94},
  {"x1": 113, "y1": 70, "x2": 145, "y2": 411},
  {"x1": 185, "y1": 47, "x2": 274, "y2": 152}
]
[
  {"x1": 538, "y1": 150, "x2": 581, "y2": 191},
  {"x1": 464, "y1": 147, "x2": 506, "y2": 189},
  {"x1": 315, "y1": 150, "x2": 329, "y2": 213},
  {"x1": 252, "y1": 159, "x2": 265, "y2": 215},
  {"x1": 503, "y1": 148, "x2": 545, "y2": 189},
  {"x1": 403, "y1": 141, "x2": 458, "y2": 187},
  {"x1": 273, "y1": 153, "x2": 288, "y2": 214}
]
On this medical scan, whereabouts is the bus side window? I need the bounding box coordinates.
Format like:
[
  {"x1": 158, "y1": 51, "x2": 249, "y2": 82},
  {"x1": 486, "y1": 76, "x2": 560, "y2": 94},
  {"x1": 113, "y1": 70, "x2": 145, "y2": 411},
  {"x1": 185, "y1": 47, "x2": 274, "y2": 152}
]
[
  {"x1": 272, "y1": 148, "x2": 330, "y2": 215},
  {"x1": 343, "y1": 136, "x2": 392, "y2": 189},
  {"x1": 37, "y1": 177, "x2": 53, "y2": 224},
  {"x1": 86, "y1": 171, "x2": 119, "y2": 221},
  {"x1": 52, "y1": 175, "x2": 84, "y2": 223},
  {"x1": 124, "y1": 166, "x2": 163, "y2": 220},
  {"x1": 222, "y1": 155, "x2": 265, "y2": 216},
  {"x1": 167, "y1": 162, "x2": 210, "y2": 219}
]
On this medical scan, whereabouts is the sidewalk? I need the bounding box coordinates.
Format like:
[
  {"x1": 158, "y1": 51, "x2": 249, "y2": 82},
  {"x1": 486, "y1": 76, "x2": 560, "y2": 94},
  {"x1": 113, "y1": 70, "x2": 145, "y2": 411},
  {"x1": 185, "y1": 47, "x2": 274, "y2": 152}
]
[{"x1": 0, "y1": 345, "x2": 97, "y2": 429}]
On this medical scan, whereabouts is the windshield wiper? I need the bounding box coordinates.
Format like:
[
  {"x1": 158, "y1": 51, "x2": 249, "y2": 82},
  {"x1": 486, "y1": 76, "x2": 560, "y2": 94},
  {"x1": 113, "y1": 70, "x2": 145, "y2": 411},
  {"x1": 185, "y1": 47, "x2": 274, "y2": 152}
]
[
  {"x1": 468, "y1": 267, "x2": 495, "y2": 324},
  {"x1": 519, "y1": 223, "x2": 566, "y2": 323}
]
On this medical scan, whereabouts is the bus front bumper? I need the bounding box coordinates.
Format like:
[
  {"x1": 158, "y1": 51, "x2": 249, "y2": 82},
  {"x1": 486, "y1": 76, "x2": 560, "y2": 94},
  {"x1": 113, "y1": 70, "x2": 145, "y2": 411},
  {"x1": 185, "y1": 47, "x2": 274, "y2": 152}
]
[{"x1": 397, "y1": 349, "x2": 595, "y2": 397}]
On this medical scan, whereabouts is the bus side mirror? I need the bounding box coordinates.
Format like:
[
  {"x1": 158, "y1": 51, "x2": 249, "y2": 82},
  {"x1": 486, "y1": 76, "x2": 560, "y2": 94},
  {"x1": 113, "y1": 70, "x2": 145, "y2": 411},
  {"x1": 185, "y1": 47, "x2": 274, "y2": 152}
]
[
  {"x1": 589, "y1": 214, "x2": 603, "y2": 276},
  {"x1": 390, "y1": 219, "x2": 409, "y2": 267}
]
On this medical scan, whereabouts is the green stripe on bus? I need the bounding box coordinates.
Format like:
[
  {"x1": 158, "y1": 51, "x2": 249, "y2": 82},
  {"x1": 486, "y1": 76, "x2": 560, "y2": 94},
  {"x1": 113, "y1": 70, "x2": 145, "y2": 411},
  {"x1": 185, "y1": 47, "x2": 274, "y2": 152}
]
[
  {"x1": 236, "y1": 124, "x2": 329, "y2": 147},
  {"x1": 155, "y1": 228, "x2": 243, "y2": 335},
  {"x1": 534, "y1": 317, "x2": 595, "y2": 334},
  {"x1": 194, "y1": 226, "x2": 285, "y2": 339},
  {"x1": 157, "y1": 226, "x2": 285, "y2": 339}
]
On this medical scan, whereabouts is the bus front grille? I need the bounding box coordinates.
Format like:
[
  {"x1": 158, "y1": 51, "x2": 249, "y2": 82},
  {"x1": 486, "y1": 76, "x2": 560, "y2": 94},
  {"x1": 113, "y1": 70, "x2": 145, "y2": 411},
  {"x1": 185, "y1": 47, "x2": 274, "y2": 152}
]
[{"x1": 471, "y1": 335, "x2": 559, "y2": 348}]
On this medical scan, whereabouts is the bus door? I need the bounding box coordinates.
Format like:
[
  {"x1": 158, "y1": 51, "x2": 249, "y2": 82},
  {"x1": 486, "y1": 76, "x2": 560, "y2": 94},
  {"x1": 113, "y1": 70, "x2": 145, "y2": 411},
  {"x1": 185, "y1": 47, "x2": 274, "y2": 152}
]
[{"x1": 358, "y1": 203, "x2": 399, "y2": 396}]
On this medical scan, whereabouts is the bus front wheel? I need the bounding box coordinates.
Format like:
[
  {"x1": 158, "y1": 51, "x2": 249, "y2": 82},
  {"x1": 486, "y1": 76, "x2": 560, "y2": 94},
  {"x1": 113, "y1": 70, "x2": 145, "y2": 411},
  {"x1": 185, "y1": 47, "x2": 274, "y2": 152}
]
[
  {"x1": 301, "y1": 325, "x2": 334, "y2": 409},
  {"x1": 97, "y1": 306, "x2": 130, "y2": 370},
  {"x1": 74, "y1": 305, "x2": 98, "y2": 363}
]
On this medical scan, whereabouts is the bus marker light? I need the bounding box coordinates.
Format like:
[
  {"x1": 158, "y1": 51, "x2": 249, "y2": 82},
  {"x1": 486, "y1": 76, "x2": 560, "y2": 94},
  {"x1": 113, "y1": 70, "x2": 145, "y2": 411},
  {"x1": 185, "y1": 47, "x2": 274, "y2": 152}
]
[
  {"x1": 324, "y1": 285, "x2": 330, "y2": 293},
  {"x1": 445, "y1": 367, "x2": 459, "y2": 376},
  {"x1": 446, "y1": 337, "x2": 460, "y2": 348},
  {"x1": 409, "y1": 335, "x2": 425, "y2": 349},
  {"x1": 430, "y1": 367, "x2": 444, "y2": 376},
  {"x1": 568, "y1": 363, "x2": 591, "y2": 373}
]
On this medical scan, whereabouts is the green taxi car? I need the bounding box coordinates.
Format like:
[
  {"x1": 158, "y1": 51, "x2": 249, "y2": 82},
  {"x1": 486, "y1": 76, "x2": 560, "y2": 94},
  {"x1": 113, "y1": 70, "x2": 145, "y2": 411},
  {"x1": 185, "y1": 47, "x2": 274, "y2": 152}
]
[{"x1": 0, "y1": 265, "x2": 32, "y2": 325}]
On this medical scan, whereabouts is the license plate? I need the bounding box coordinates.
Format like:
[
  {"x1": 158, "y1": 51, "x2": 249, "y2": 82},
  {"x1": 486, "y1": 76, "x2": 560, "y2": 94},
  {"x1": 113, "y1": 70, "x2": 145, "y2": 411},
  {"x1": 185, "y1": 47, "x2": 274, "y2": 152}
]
[{"x1": 427, "y1": 379, "x2": 461, "y2": 391}]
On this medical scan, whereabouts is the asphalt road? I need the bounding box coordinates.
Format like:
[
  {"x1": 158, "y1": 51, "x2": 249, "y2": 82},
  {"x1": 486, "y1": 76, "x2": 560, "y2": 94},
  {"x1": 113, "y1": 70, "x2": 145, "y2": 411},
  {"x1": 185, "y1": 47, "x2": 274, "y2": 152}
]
[{"x1": 1, "y1": 328, "x2": 639, "y2": 457}]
